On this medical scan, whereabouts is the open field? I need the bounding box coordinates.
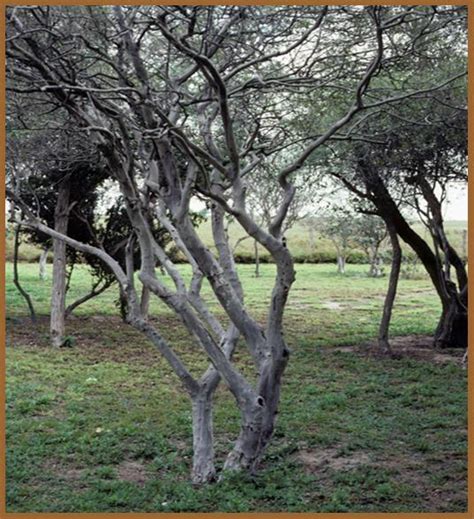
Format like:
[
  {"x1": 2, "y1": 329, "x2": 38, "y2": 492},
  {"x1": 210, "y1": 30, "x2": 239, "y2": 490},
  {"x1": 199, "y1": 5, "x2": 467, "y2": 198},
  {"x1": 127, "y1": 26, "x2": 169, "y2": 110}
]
[{"x1": 6, "y1": 263, "x2": 467, "y2": 512}]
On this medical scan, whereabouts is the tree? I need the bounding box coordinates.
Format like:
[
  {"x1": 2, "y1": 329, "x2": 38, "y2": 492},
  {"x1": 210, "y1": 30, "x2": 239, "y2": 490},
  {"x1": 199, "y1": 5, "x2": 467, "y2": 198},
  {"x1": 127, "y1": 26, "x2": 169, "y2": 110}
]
[
  {"x1": 353, "y1": 214, "x2": 387, "y2": 278},
  {"x1": 398, "y1": 104, "x2": 467, "y2": 349},
  {"x1": 318, "y1": 210, "x2": 357, "y2": 274},
  {"x1": 8, "y1": 128, "x2": 111, "y2": 345},
  {"x1": 7, "y1": 5, "x2": 466, "y2": 482},
  {"x1": 243, "y1": 165, "x2": 319, "y2": 276},
  {"x1": 324, "y1": 91, "x2": 467, "y2": 349}
]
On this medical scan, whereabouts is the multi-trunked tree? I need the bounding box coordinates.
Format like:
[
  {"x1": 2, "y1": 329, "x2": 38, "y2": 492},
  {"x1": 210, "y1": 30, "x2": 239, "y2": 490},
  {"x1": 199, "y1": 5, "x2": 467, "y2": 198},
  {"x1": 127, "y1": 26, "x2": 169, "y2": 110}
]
[{"x1": 6, "y1": 5, "x2": 466, "y2": 482}]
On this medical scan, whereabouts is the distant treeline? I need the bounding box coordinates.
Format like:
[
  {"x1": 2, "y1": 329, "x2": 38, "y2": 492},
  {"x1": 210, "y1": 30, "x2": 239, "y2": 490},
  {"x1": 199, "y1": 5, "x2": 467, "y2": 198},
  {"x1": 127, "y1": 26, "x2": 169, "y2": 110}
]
[{"x1": 6, "y1": 222, "x2": 467, "y2": 265}]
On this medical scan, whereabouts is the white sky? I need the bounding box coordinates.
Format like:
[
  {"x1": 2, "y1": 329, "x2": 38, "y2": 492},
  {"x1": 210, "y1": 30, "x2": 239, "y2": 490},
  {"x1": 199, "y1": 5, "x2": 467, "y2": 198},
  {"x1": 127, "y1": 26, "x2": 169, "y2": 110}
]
[
  {"x1": 94, "y1": 177, "x2": 468, "y2": 222},
  {"x1": 443, "y1": 184, "x2": 468, "y2": 221}
]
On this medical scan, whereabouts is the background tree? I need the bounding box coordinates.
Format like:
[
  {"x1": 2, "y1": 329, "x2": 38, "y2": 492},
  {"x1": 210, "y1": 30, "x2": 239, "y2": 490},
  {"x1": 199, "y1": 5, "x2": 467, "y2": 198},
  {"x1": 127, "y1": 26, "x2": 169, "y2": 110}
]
[
  {"x1": 8, "y1": 127, "x2": 110, "y2": 345},
  {"x1": 243, "y1": 165, "x2": 319, "y2": 276},
  {"x1": 318, "y1": 209, "x2": 358, "y2": 274},
  {"x1": 324, "y1": 86, "x2": 467, "y2": 349},
  {"x1": 353, "y1": 214, "x2": 387, "y2": 278}
]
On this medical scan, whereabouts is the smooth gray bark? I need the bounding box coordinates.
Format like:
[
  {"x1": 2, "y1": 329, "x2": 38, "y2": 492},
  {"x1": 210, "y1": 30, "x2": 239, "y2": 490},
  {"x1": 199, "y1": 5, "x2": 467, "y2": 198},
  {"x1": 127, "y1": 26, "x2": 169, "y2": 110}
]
[
  {"x1": 191, "y1": 393, "x2": 215, "y2": 484},
  {"x1": 337, "y1": 255, "x2": 346, "y2": 274}
]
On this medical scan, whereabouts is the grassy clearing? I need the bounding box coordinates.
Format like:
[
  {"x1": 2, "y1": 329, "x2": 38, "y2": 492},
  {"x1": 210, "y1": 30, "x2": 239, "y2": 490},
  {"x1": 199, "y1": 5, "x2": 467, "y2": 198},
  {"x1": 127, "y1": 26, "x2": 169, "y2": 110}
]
[{"x1": 6, "y1": 263, "x2": 467, "y2": 512}]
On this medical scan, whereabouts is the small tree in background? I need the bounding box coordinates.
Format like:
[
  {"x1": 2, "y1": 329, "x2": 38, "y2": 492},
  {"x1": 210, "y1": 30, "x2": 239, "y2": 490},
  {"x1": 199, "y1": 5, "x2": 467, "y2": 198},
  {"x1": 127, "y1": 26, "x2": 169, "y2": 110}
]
[
  {"x1": 353, "y1": 214, "x2": 387, "y2": 277},
  {"x1": 318, "y1": 210, "x2": 358, "y2": 274}
]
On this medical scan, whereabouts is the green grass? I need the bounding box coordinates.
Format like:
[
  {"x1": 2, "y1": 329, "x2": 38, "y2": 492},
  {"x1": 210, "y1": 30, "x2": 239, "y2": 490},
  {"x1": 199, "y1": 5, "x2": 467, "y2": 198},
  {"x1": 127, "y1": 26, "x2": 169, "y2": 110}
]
[
  {"x1": 6, "y1": 263, "x2": 467, "y2": 512},
  {"x1": 7, "y1": 262, "x2": 441, "y2": 337}
]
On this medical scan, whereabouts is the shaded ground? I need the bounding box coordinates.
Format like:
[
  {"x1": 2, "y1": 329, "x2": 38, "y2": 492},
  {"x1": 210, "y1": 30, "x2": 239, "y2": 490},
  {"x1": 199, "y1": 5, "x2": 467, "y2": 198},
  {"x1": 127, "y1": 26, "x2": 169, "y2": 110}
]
[
  {"x1": 326, "y1": 335, "x2": 464, "y2": 365},
  {"x1": 8, "y1": 316, "x2": 464, "y2": 367}
]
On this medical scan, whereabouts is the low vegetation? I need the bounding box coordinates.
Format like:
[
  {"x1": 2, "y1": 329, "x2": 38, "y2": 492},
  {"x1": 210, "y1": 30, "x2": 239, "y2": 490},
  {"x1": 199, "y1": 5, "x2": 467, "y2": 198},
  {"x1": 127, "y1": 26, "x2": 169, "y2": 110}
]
[
  {"x1": 6, "y1": 219, "x2": 467, "y2": 265},
  {"x1": 6, "y1": 263, "x2": 467, "y2": 512}
]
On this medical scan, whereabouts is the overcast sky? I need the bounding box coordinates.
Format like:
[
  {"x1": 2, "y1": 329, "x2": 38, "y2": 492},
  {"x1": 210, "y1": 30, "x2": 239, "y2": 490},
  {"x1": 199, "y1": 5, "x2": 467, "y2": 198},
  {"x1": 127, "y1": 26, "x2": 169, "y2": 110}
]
[{"x1": 444, "y1": 184, "x2": 468, "y2": 221}]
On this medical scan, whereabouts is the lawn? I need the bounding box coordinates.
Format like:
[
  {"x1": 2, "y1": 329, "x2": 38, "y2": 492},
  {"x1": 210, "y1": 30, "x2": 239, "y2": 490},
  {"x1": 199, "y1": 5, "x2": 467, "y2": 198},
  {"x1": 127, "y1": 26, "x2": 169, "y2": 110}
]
[{"x1": 5, "y1": 262, "x2": 467, "y2": 512}]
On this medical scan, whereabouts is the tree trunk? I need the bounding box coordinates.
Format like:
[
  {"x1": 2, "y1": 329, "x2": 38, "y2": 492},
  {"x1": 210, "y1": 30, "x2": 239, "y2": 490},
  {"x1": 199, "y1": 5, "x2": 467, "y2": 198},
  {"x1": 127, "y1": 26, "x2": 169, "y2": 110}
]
[
  {"x1": 254, "y1": 240, "x2": 260, "y2": 278},
  {"x1": 140, "y1": 285, "x2": 150, "y2": 320},
  {"x1": 434, "y1": 281, "x2": 467, "y2": 349},
  {"x1": 373, "y1": 257, "x2": 383, "y2": 277},
  {"x1": 50, "y1": 179, "x2": 70, "y2": 347},
  {"x1": 223, "y1": 351, "x2": 289, "y2": 474},
  {"x1": 369, "y1": 245, "x2": 383, "y2": 277},
  {"x1": 39, "y1": 246, "x2": 49, "y2": 280},
  {"x1": 13, "y1": 224, "x2": 37, "y2": 324},
  {"x1": 378, "y1": 223, "x2": 401, "y2": 354},
  {"x1": 191, "y1": 391, "x2": 216, "y2": 484},
  {"x1": 337, "y1": 255, "x2": 345, "y2": 274},
  {"x1": 222, "y1": 400, "x2": 265, "y2": 473}
]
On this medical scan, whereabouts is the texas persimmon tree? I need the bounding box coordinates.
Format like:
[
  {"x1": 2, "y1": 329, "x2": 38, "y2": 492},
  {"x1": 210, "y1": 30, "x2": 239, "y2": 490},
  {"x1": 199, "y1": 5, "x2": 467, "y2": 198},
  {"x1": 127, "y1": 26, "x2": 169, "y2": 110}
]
[{"x1": 6, "y1": 5, "x2": 466, "y2": 482}]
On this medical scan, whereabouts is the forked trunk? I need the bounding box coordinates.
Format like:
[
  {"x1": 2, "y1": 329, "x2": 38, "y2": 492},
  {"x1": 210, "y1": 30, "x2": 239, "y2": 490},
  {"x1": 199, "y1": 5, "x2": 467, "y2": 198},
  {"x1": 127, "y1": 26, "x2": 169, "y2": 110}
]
[
  {"x1": 222, "y1": 400, "x2": 265, "y2": 473},
  {"x1": 223, "y1": 354, "x2": 288, "y2": 474},
  {"x1": 434, "y1": 294, "x2": 467, "y2": 349}
]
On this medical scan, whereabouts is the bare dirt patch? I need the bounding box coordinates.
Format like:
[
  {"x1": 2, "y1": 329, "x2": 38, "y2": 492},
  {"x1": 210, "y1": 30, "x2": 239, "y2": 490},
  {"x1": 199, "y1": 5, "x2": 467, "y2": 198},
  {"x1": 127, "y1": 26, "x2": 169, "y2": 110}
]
[
  {"x1": 296, "y1": 448, "x2": 466, "y2": 511},
  {"x1": 41, "y1": 459, "x2": 87, "y2": 487},
  {"x1": 327, "y1": 335, "x2": 464, "y2": 365},
  {"x1": 321, "y1": 301, "x2": 345, "y2": 310},
  {"x1": 63, "y1": 468, "x2": 86, "y2": 482},
  {"x1": 296, "y1": 447, "x2": 371, "y2": 473},
  {"x1": 7, "y1": 316, "x2": 177, "y2": 365},
  {"x1": 116, "y1": 460, "x2": 148, "y2": 485}
]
